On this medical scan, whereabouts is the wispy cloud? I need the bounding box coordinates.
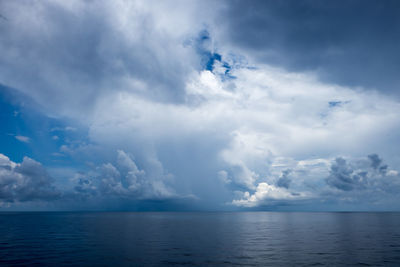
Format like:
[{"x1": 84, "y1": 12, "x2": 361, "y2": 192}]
[{"x1": 15, "y1": 135, "x2": 30, "y2": 143}]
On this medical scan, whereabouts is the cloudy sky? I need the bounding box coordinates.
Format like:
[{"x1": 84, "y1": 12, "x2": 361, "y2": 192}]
[{"x1": 1, "y1": 0, "x2": 400, "y2": 211}]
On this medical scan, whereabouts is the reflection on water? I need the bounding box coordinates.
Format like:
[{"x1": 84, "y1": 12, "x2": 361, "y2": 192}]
[{"x1": 1, "y1": 212, "x2": 400, "y2": 266}]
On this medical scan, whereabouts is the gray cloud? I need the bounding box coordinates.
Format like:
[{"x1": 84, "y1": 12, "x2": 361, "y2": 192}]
[
  {"x1": 72, "y1": 173, "x2": 98, "y2": 198},
  {"x1": 233, "y1": 154, "x2": 400, "y2": 209},
  {"x1": 220, "y1": 0, "x2": 400, "y2": 95},
  {"x1": 71, "y1": 150, "x2": 176, "y2": 201},
  {"x1": 368, "y1": 154, "x2": 388, "y2": 175},
  {"x1": 326, "y1": 157, "x2": 366, "y2": 191},
  {"x1": 0, "y1": 154, "x2": 60, "y2": 202},
  {"x1": 276, "y1": 169, "x2": 292, "y2": 189},
  {"x1": 0, "y1": 150, "x2": 193, "y2": 208},
  {"x1": 368, "y1": 154, "x2": 382, "y2": 169},
  {"x1": 326, "y1": 155, "x2": 397, "y2": 192},
  {"x1": 0, "y1": 1, "x2": 209, "y2": 117}
]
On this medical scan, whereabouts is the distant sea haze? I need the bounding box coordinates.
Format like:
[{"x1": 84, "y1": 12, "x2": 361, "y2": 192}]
[{"x1": 1, "y1": 212, "x2": 399, "y2": 266}]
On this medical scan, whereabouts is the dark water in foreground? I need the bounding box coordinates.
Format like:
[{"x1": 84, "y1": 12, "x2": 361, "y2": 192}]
[{"x1": 1, "y1": 212, "x2": 400, "y2": 266}]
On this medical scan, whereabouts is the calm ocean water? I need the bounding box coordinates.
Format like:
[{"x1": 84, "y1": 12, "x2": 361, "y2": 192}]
[{"x1": 0, "y1": 212, "x2": 400, "y2": 266}]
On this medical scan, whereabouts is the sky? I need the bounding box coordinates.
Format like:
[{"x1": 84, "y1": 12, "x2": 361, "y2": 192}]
[{"x1": 0, "y1": 0, "x2": 400, "y2": 211}]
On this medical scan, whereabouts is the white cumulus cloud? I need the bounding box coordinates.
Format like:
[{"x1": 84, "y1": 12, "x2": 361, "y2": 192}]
[{"x1": 0, "y1": 154, "x2": 60, "y2": 203}]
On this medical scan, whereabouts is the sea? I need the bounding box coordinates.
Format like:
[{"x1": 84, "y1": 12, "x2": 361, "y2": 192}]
[{"x1": 0, "y1": 212, "x2": 399, "y2": 266}]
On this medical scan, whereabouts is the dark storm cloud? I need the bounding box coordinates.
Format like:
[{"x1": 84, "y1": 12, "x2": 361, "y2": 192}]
[
  {"x1": 0, "y1": 154, "x2": 60, "y2": 202},
  {"x1": 221, "y1": 0, "x2": 400, "y2": 94}
]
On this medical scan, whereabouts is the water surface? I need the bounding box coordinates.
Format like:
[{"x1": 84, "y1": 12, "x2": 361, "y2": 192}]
[{"x1": 1, "y1": 212, "x2": 399, "y2": 266}]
